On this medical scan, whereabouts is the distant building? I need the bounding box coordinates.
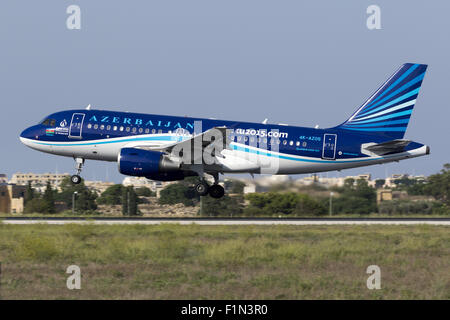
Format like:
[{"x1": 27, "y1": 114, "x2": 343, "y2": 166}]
[
  {"x1": 377, "y1": 189, "x2": 393, "y2": 204},
  {"x1": 123, "y1": 176, "x2": 158, "y2": 190},
  {"x1": 243, "y1": 182, "x2": 257, "y2": 194},
  {"x1": 383, "y1": 174, "x2": 426, "y2": 188},
  {"x1": 255, "y1": 175, "x2": 291, "y2": 187},
  {"x1": 0, "y1": 184, "x2": 26, "y2": 213},
  {"x1": 84, "y1": 180, "x2": 115, "y2": 195},
  {"x1": 0, "y1": 174, "x2": 7, "y2": 184},
  {"x1": 10, "y1": 172, "x2": 70, "y2": 192},
  {"x1": 294, "y1": 173, "x2": 373, "y2": 188}
]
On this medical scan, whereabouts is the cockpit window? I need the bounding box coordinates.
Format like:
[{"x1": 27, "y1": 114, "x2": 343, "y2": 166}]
[{"x1": 41, "y1": 119, "x2": 56, "y2": 127}]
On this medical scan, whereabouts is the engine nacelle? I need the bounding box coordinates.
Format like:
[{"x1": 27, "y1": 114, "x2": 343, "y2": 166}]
[{"x1": 118, "y1": 148, "x2": 180, "y2": 177}]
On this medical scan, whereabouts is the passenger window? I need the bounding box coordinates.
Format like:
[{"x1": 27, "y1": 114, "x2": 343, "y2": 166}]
[
  {"x1": 145, "y1": 128, "x2": 149, "y2": 134},
  {"x1": 152, "y1": 129, "x2": 156, "y2": 134},
  {"x1": 158, "y1": 129, "x2": 162, "y2": 134},
  {"x1": 87, "y1": 124, "x2": 92, "y2": 129},
  {"x1": 126, "y1": 127, "x2": 131, "y2": 132},
  {"x1": 94, "y1": 124, "x2": 99, "y2": 129},
  {"x1": 296, "y1": 141, "x2": 300, "y2": 146},
  {"x1": 132, "y1": 127, "x2": 137, "y2": 133},
  {"x1": 237, "y1": 136, "x2": 242, "y2": 142},
  {"x1": 289, "y1": 141, "x2": 293, "y2": 146},
  {"x1": 119, "y1": 126, "x2": 124, "y2": 131},
  {"x1": 139, "y1": 128, "x2": 143, "y2": 133},
  {"x1": 113, "y1": 126, "x2": 118, "y2": 131},
  {"x1": 106, "y1": 125, "x2": 111, "y2": 130},
  {"x1": 283, "y1": 140, "x2": 287, "y2": 145},
  {"x1": 100, "y1": 125, "x2": 105, "y2": 130}
]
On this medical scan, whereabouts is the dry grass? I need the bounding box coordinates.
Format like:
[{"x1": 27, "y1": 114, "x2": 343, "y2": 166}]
[{"x1": 0, "y1": 223, "x2": 448, "y2": 299}]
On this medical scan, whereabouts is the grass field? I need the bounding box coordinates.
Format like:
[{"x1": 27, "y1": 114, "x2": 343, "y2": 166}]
[{"x1": 0, "y1": 223, "x2": 448, "y2": 299}]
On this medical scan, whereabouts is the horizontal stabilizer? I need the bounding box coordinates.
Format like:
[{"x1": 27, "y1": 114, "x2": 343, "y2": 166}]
[{"x1": 364, "y1": 139, "x2": 411, "y2": 155}]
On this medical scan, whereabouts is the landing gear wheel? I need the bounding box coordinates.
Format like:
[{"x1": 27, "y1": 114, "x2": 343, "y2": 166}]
[
  {"x1": 209, "y1": 184, "x2": 225, "y2": 198},
  {"x1": 71, "y1": 175, "x2": 82, "y2": 185},
  {"x1": 195, "y1": 181, "x2": 209, "y2": 196}
]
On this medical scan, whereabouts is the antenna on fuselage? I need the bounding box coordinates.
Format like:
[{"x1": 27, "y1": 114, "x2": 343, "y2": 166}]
[
  {"x1": 262, "y1": 118, "x2": 268, "y2": 124},
  {"x1": 86, "y1": 104, "x2": 91, "y2": 110},
  {"x1": 314, "y1": 124, "x2": 319, "y2": 129}
]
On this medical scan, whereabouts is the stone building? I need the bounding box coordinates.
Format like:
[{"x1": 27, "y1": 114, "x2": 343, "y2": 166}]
[
  {"x1": 0, "y1": 174, "x2": 8, "y2": 184},
  {"x1": 10, "y1": 172, "x2": 70, "y2": 192},
  {"x1": 0, "y1": 184, "x2": 26, "y2": 213}
]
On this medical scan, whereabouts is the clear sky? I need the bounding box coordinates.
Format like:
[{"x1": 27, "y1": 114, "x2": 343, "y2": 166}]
[{"x1": 0, "y1": 1, "x2": 448, "y2": 183}]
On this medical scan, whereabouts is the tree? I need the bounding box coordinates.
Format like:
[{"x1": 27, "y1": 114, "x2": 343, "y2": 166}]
[
  {"x1": 375, "y1": 179, "x2": 385, "y2": 189},
  {"x1": 244, "y1": 192, "x2": 326, "y2": 216},
  {"x1": 24, "y1": 181, "x2": 35, "y2": 204},
  {"x1": 135, "y1": 187, "x2": 155, "y2": 197},
  {"x1": 121, "y1": 186, "x2": 139, "y2": 216},
  {"x1": 42, "y1": 181, "x2": 56, "y2": 213},
  {"x1": 159, "y1": 183, "x2": 199, "y2": 206},
  {"x1": 423, "y1": 164, "x2": 450, "y2": 205},
  {"x1": 224, "y1": 180, "x2": 247, "y2": 194},
  {"x1": 122, "y1": 186, "x2": 128, "y2": 215},
  {"x1": 344, "y1": 178, "x2": 355, "y2": 189},
  {"x1": 330, "y1": 179, "x2": 377, "y2": 214},
  {"x1": 97, "y1": 184, "x2": 124, "y2": 205},
  {"x1": 55, "y1": 177, "x2": 97, "y2": 213},
  {"x1": 201, "y1": 195, "x2": 244, "y2": 216},
  {"x1": 294, "y1": 194, "x2": 327, "y2": 216},
  {"x1": 128, "y1": 187, "x2": 138, "y2": 215},
  {"x1": 24, "y1": 198, "x2": 48, "y2": 214}
]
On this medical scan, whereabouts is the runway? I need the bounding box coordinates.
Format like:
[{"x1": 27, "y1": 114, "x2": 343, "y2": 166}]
[{"x1": 1, "y1": 217, "x2": 449, "y2": 225}]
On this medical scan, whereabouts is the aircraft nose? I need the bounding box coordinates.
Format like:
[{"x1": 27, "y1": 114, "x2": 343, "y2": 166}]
[{"x1": 20, "y1": 126, "x2": 39, "y2": 144}]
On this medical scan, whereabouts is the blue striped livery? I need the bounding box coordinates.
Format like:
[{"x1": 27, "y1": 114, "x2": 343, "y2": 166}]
[{"x1": 335, "y1": 63, "x2": 428, "y2": 139}]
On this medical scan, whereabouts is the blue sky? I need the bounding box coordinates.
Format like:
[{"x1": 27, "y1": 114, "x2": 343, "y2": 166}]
[{"x1": 0, "y1": 1, "x2": 448, "y2": 183}]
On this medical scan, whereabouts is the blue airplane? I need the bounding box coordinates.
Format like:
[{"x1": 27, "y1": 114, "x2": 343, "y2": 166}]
[{"x1": 20, "y1": 63, "x2": 430, "y2": 198}]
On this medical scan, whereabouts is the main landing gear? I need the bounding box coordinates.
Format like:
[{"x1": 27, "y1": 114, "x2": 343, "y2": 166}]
[
  {"x1": 71, "y1": 157, "x2": 85, "y2": 185},
  {"x1": 194, "y1": 173, "x2": 225, "y2": 198}
]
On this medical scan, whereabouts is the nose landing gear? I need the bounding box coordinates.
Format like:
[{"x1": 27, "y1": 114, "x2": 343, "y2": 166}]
[{"x1": 71, "y1": 157, "x2": 85, "y2": 185}]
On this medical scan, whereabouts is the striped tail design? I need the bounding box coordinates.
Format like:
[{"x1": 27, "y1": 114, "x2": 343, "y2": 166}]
[{"x1": 336, "y1": 63, "x2": 427, "y2": 140}]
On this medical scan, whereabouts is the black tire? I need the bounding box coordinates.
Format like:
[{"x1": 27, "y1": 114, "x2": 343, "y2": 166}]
[
  {"x1": 209, "y1": 184, "x2": 225, "y2": 198},
  {"x1": 195, "y1": 181, "x2": 209, "y2": 196},
  {"x1": 71, "y1": 175, "x2": 82, "y2": 185}
]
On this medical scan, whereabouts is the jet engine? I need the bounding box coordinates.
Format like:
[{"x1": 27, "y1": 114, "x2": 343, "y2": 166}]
[{"x1": 118, "y1": 148, "x2": 180, "y2": 177}]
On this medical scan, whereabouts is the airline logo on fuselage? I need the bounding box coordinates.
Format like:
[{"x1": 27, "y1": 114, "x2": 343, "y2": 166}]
[{"x1": 87, "y1": 114, "x2": 194, "y2": 130}]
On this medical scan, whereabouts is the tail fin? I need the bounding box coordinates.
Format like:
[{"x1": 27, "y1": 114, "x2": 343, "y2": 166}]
[{"x1": 335, "y1": 63, "x2": 428, "y2": 140}]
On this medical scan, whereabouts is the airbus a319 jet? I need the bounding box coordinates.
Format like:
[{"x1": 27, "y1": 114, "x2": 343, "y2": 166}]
[{"x1": 20, "y1": 63, "x2": 430, "y2": 198}]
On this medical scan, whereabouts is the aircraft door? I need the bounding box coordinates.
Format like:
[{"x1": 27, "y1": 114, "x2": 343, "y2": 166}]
[
  {"x1": 69, "y1": 113, "x2": 85, "y2": 139},
  {"x1": 322, "y1": 134, "x2": 337, "y2": 160}
]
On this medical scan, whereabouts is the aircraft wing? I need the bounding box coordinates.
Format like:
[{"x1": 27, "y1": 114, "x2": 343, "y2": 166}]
[
  {"x1": 364, "y1": 139, "x2": 411, "y2": 155},
  {"x1": 137, "y1": 126, "x2": 230, "y2": 164}
]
